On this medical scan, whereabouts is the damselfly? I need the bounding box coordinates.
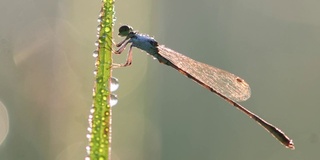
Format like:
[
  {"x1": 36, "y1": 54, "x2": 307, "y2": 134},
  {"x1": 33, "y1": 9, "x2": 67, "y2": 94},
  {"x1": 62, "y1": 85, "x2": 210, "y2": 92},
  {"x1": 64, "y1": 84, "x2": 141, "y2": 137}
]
[{"x1": 114, "y1": 25, "x2": 294, "y2": 149}]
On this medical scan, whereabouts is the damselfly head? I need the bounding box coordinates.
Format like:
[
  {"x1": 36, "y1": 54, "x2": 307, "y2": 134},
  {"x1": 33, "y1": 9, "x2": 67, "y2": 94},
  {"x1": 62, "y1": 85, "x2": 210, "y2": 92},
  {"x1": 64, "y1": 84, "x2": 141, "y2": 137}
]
[{"x1": 118, "y1": 25, "x2": 133, "y2": 37}]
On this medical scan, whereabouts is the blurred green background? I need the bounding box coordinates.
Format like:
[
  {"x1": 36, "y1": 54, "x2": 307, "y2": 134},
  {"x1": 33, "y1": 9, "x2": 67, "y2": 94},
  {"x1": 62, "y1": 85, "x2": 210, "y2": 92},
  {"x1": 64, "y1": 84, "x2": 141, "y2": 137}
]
[{"x1": 0, "y1": 0, "x2": 319, "y2": 160}]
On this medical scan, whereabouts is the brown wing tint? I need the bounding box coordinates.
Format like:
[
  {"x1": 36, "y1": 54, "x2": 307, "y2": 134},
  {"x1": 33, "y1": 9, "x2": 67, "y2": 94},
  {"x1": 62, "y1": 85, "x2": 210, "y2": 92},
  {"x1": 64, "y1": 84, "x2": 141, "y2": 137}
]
[{"x1": 157, "y1": 45, "x2": 251, "y2": 102}]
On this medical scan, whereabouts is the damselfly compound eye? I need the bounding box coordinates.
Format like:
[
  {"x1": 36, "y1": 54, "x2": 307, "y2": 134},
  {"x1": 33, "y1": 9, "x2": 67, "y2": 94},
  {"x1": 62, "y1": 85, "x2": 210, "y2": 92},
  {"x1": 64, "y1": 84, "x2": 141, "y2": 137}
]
[{"x1": 118, "y1": 25, "x2": 133, "y2": 37}]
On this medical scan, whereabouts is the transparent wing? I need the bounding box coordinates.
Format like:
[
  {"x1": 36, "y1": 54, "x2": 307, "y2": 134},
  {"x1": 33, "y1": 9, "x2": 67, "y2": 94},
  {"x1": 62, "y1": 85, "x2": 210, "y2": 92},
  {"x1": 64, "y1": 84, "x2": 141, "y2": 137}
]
[{"x1": 157, "y1": 45, "x2": 251, "y2": 102}]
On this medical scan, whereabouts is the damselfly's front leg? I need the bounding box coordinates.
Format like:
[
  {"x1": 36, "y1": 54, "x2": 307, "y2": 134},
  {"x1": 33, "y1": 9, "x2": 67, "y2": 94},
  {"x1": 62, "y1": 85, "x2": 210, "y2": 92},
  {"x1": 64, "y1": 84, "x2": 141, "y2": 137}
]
[{"x1": 112, "y1": 39, "x2": 133, "y2": 68}]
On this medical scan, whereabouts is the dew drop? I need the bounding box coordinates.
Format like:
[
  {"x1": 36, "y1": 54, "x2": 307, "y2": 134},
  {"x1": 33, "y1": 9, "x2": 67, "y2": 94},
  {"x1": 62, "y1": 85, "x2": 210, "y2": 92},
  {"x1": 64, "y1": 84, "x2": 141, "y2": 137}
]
[
  {"x1": 90, "y1": 108, "x2": 95, "y2": 114},
  {"x1": 110, "y1": 77, "x2": 119, "y2": 92},
  {"x1": 88, "y1": 118, "x2": 92, "y2": 124},
  {"x1": 110, "y1": 94, "x2": 118, "y2": 107},
  {"x1": 97, "y1": 15, "x2": 102, "y2": 23},
  {"x1": 97, "y1": 17, "x2": 102, "y2": 23},
  {"x1": 95, "y1": 60, "x2": 100, "y2": 66},
  {"x1": 93, "y1": 50, "x2": 98, "y2": 58},
  {"x1": 95, "y1": 40, "x2": 100, "y2": 46},
  {"x1": 97, "y1": 78, "x2": 103, "y2": 83},
  {"x1": 104, "y1": 27, "x2": 111, "y2": 33},
  {"x1": 93, "y1": 69, "x2": 98, "y2": 75}
]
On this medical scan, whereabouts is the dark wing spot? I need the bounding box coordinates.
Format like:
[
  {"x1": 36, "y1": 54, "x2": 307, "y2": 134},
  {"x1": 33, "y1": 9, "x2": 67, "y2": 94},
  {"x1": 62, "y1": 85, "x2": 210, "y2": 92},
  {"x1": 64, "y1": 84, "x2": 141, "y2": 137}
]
[{"x1": 236, "y1": 77, "x2": 243, "y2": 83}]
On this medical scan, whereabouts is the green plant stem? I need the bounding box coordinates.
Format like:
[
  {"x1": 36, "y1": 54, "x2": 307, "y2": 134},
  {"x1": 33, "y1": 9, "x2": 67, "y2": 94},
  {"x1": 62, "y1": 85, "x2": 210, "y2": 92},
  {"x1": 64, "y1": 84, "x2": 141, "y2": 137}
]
[{"x1": 87, "y1": 0, "x2": 115, "y2": 160}]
